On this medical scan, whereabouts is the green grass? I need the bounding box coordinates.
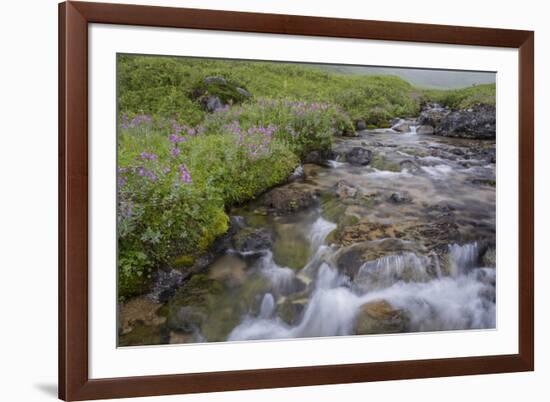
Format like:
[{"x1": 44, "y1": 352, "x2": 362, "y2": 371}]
[
  {"x1": 421, "y1": 83, "x2": 496, "y2": 109},
  {"x1": 119, "y1": 55, "x2": 424, "y2": 126}
]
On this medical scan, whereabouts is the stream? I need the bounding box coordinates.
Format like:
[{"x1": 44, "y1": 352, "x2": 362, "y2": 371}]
[{"x1": 119, "y1": 127, "x2": 497, "y2": 346}]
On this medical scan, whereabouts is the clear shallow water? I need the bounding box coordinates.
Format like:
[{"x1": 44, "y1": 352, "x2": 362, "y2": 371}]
[{"x1": 119, "y1": 129, "x2": 496, "y2": 345}]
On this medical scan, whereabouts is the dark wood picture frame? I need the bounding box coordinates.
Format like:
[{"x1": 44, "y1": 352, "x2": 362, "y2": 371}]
[{"x1": 59, "y1": 1, "x2": 534, "y2": 400}]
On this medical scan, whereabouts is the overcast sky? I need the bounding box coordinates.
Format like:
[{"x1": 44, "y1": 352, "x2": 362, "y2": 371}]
[{"x1": 313, "y1": 64, "x2": 496, "y2": 89}]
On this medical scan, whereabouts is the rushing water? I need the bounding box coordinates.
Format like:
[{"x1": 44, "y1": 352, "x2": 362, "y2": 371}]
[{"x1": 119, "y1": 127, "x2": 496, "y2": 345}]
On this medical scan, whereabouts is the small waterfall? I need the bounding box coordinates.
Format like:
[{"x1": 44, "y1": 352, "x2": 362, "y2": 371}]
[
  {"x1": 409, "y1": 125, "x2": 417, "y2": 134},
  {"x1": 326, "y1": 160, "x2": 346, "y2": 168},
  {"x1": 227, "y1": 249, "x2": 496, "y2": 341},
  {"x1": 448, "y1": 242, "x2": 479, "y2": 277},
  {"x1": 355, "y1": 252, "x2": 434, "y2": 290},
  {"x1": 259, "y1": 293, "x2": 275, "y2": 318},
  {"x1": 257, "y1": 251, "x2": 297, "y2": 294},
  {"x1": 308, "y1": 216, "x2": 337, "y2": 251}
]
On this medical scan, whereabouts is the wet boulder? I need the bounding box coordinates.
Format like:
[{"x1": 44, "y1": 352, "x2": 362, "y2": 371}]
[
  {"x1": 399, "y1": 159, "x2": 421, "y2": 173},
  {"x1": 279, "y1": 296, "x2": 308, "y2": 325},
  {"x1": 354, "y1": 300, "x2": 410, "y2": 335},
  {"x1": 355, "y1": 119, "x2": 367, "y2": 131},
  {"x1": 417, "y1": 125, "x2": 434, "y2": 135},
  {"x1": 148, "y1": 268, "x2": 185, "y2": 303},
  {"x1": 334, "y1": 238, "x2": 428, "y2": 280},
  {"x1": 304, "y1": 149, "x2": 334, "y2": 165},
  {"x1": 260, "y1": 184, "x2": 318, "y2": 214},
  {"x1": 345, "y1": 147, "x2": 373, "y2": 166},
  {"x1": 418, "y1": 103, "x2": 450, "y2": 127}
]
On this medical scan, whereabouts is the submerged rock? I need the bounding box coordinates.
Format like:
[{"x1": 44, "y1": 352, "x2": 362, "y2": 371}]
[
  {"x1": 233, "y1": 227, "x2": 273, "y2": 254},
  {"x1": 334, "y1": 180, "x2": 358, "y2": 199},
  {"x1": 388, "y1": 191, "x2": 412, "y2": 204},
  {"x1": 354, "y1": 300, "x2": 410, "y2": 335}
]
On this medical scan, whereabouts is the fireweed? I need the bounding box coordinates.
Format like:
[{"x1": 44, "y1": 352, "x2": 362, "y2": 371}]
[
  {"x1": 117, "y1": 117, "x2": 297, "y2": 299},
  {"x1": 201, "y1": 98, "x2": 354, "y2": 158}
]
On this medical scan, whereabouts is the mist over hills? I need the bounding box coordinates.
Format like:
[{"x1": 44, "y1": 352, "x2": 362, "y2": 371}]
[{"x1": 311, "y1": 64, "x2": 496, "y2": 89}]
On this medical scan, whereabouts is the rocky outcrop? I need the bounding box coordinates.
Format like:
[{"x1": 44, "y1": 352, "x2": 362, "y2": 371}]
[
  {"x1": 418, "y1": 103, "x2": 496, "y2": 139},
  {"x1": 192, "y1": 76, "x2": 251, "y2": 112},
  {"x1": 418, "y1": 103, "x2": 450, "y2": 127},
  {"x1": 436, "y1": 104, "x2": 496, "y2": 139}
]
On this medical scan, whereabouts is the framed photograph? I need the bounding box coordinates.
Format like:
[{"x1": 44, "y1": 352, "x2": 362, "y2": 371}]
[{"x1": 59, "y1": 1, "x2": 534, "y2": 400}]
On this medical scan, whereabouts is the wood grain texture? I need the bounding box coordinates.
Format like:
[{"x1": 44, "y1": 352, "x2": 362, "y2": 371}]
[{"x1": 58, "y1": 1, "x2": 534, "y2": 400}]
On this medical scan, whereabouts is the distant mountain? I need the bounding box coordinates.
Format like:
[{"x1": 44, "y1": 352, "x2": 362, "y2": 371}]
[{"x1": 311, "y1": 64, "x2": 496, "y2": 89}]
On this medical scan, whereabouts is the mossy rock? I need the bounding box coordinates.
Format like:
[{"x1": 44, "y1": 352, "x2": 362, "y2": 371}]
[
  {"x1": 118, "y1": 267, "x2": 154, "y2": 302},
  {"x1": 118, "y1": 321, "x2": 163, "y2": 347},
  {"x1": 172, "y1": 255, "x2": 195, "y2": 269},
  {"x1": 191, "y1": 76, "x2": 251, "y2": 111},
  {"x1": 354, "y1": 300, "x2": 410, "y2": 335}
]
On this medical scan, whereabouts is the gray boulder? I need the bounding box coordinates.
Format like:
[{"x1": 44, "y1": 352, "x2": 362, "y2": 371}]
[
  {"x1": 345, "y1": 147, "x2": 373, "y2": 166},
  {"x1": 355, "y1": 119, "x2": 367, "y2": 131},
  {"x1": 204, "y1": 96, "x2": 224, "y2": 112}
]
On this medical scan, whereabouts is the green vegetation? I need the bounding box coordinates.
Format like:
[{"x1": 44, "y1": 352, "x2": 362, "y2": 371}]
[
  {"x1": 118, "y1": 55, "x2": 421, "y2": 126},
  {"x1": 117, "y1": 54, "x2": 496, "y2": 300},
  {"x1": 421, "y1": 83, "x2": 496, "y2": 109}
]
